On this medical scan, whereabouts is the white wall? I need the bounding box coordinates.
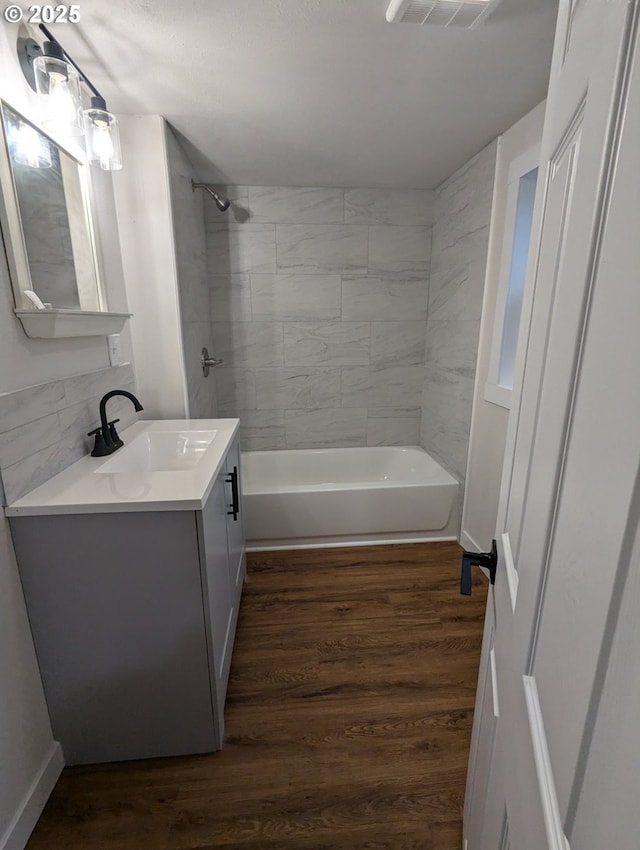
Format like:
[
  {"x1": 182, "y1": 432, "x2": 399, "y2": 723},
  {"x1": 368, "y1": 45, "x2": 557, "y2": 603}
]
[
  {"x1": 112, "y1": 116, "x2": 188, "y2": 419},
  {"x1": 461, "y1": 102, "x2": 546, "y2": 552},
  {"x1": 0, "y1": 20, "x2": 134, "y2": 847},
  {"x1": 0, "y1": 518, "x2": 63, "y2": 850}
]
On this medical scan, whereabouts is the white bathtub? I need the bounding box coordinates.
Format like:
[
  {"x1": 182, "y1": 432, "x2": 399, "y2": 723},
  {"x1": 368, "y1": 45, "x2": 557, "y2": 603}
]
[{"x1": 241, "y1": 446, "x2": 459, "y2": 550}]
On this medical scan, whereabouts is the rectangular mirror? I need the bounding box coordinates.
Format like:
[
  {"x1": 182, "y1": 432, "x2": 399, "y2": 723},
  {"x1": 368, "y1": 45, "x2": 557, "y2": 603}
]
[{"x1": 0, "y1": 100, "x2": 129, "y2": 338}]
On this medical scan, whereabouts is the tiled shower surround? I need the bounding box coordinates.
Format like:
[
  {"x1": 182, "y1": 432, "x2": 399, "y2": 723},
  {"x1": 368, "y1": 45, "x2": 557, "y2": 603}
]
[
  {"x1": 206, "y1": 187, "x2": 435, "y2": 450},
  {"x1": 421, "y1": 142, "x2": 497, "y2": 483}
]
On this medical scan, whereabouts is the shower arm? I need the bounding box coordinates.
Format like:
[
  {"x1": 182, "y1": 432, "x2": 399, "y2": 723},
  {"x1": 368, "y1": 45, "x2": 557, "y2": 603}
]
[{"x1": 191, "y1": 181, "x2": 231, "y2": 212}]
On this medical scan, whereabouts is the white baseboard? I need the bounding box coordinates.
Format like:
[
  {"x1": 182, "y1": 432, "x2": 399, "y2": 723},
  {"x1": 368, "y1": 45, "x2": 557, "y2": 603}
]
[
  {"x1": 1, "y1": 742, "x2": 64, "y2": 850},
  {"x1": 460, "y1": 528, "x2": 482, "y2": 552}
]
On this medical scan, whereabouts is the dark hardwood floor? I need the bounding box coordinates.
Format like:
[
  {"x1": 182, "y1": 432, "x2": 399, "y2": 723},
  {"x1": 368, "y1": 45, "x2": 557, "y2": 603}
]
[{"x1": 27, "y1": 542, "x2": 487, "y2": 849}]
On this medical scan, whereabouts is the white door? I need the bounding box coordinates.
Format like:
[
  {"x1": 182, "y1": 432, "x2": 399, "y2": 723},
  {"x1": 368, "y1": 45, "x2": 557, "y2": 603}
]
[{"x1": 464, "y1": 1, "x2": 640, "y2": 847}]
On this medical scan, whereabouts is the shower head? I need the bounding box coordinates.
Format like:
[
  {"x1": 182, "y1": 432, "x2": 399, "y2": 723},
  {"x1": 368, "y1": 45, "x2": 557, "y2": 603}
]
[{"x1": 191, "y1": 181, "x2": 231, "y2": 212}]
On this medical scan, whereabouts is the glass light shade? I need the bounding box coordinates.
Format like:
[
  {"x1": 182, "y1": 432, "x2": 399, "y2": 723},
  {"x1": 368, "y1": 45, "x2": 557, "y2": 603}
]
[
  {"x1": 33, "y1": 54, "x2": 84, "y2": 137},
  {"x1": 83, "y1": 107, "x2": 122, "y2": 171}
]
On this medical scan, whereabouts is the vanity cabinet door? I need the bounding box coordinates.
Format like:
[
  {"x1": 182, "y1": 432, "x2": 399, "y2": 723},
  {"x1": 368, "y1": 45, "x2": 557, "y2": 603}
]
[
  {"x1": 10, "y1": 510, "x2": 217, "y2": 764},
  {"x1": 224, "y1": 434, "x2": 246, "y2": 598},
  {"x1": 196, "y1": 434, "x2": 246, "y2": 745},
  {"x1": 197, "y1": 470, "x2": 234, "y2": 735}
]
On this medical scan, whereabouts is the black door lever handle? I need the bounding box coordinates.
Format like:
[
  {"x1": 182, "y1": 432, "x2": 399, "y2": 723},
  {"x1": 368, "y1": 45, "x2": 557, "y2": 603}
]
[{"x1": 460, "y1": 539, "x2": 498, "y2": 595}]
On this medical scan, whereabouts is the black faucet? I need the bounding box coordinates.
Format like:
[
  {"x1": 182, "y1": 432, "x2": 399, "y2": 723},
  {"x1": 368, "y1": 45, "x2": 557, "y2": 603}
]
[{"x1": 89, "y1": 390, "x2": 144, "y2": 457}]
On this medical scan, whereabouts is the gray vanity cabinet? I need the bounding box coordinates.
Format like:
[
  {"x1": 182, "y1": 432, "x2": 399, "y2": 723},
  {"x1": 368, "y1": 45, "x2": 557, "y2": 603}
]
[
  {"x1": 198, "y1": 440, "x2": 246, "y2": 724},
  {"x1": 9, "y1": 436, "x2": 246, "y2": 766}
]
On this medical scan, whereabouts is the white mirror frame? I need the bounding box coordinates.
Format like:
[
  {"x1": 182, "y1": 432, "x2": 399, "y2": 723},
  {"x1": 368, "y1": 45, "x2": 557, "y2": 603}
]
[{"x1": 0, "y1": 99, "x2": 130, "y2": 338}]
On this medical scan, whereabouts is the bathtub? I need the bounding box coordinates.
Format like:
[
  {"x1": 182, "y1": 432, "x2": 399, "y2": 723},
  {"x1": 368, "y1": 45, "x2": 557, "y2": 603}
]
[{"x1": 241, "y1": 446, "x2": 459, "y2": 550}]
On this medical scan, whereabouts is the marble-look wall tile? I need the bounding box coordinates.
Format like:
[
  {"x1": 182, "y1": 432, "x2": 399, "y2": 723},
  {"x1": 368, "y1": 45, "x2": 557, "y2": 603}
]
[
  {"x1": 209, "y1": 274, "x2": 253, "y2": 322},
  {"x1": 419, "y1": 141, "x2": 497, "y2": 488},
  {"x1": 179, "y1": 278, "x2": 210, "y2": 325},
  {"x1": 344, "y1": 189, "x2": 434, "y2": 226},
  {"x1": 370, "y1": 321, "x2": 426, "y2": 367},
  {"x1": 0, "y1": 364, "x2": 135, "y2": 437},
  {"x1": 238, "y1": 410, "x2": 286, "y2": 451},
  {"x1": 254, "y1": 368, "x2": 341, "y2": 410},
  {"x1": 0, "y1": 380, "x2": 66, "y2": 433},
  {"x1": 342, "y1": 275, "x2": 428, "y2": 321},
  {"x1": 62, "y1": 364, "x2": 134, "y2": 406},
  {"x1": 208, "y1": 224, "x2": 276, "y2": 275},
  {"x1": 211, "y1": 322, "x2": 284, "y2": 367},
  {"x1": 276, "y1": 224, "x2": 368, "y2": 273},
  {"x1": 248, "y1": 187, "x2": 344, "y2": 224},
  {"x1": 204, "y1": 185, "x2": 445, "y2": 450},
  {"x1": 251, "y1": 274, "x2": 341, "y2": 322},
  {"x1": 285, "y1": 408, "x2": 367, "y2": 449},
  {"x1": 425, "y1": 319, "x2": 481, "y2": 379},
  {"x1": 188, "y1": 370, "x2": 217, "y2": 420},
  {"x1": 182, "y1": 322, "x2": 217, "y2": 419},
  {"x1": 0, "y1": 364, "x2": 137, "y2": 505},
  {"x1": 421, "y1": 366, "x2": 475, "y2": 481},
  {"x1": 0, "y1": 414, "x2": 60, "y2": 469},
  {"x1": 434, "y1": 142, "x2": 497, "y2": 252},
  {"x1": 367, "y1": 407, "x2": 421, "y2": 419},
  {"x1": 2, "y1": 432, "x2": 87, "y2": 504},
  {"x1": 368, "y1": 226, "x2": 431, "y2": 276},
  {"x1": 215, "y1": 368, "x2": 257, "y2": 413},
  {"x1": 284, "y1": 322, "x2": 370, "y2": 366},
  {"x1": 367, "y1": 416, "x2": 420, "y2": 447},
  {"x1": 428, "y1": 230, "x2": 490, "y2": 322},
  {"x1": 341, "y1": 366, "x2": 423, "y2": 408}
]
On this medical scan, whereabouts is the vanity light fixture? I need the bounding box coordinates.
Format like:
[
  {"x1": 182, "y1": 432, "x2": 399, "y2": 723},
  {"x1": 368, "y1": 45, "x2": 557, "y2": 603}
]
[
  {"x1": 18, "y1": 24, "x2": 122, "y2": 170},
  {"x1": 84, "y1": 95, "x2": 122, "y2": 171},
  {"x1": 32, "y1": 37, "x2": 84, "y2": 136}
]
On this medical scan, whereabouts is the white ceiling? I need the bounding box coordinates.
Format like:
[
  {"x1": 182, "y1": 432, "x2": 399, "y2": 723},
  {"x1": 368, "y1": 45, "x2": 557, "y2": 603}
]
[{"x1": 51, "y1": 0, "x2": 558, "y2": 188}]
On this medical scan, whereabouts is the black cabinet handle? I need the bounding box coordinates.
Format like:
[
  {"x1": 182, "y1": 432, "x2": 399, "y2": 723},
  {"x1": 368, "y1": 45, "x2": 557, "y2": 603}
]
[
  {"x1": 460, "y1": 540, "x2": 497, "y2": 595},
  {"x1": 226, "y1": 466, "x2": 239, "y2": 521}
]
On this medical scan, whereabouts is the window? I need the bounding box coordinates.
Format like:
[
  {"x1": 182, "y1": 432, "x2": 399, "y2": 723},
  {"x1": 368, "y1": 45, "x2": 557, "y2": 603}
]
[{"x1": 485, "y1": 146, "x2": 540, "y2": 408}]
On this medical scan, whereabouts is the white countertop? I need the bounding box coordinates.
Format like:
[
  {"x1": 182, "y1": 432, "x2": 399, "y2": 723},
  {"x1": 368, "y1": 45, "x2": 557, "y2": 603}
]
[{"x1": 5, "y1": 419, "x2": 239, "y2": 517}]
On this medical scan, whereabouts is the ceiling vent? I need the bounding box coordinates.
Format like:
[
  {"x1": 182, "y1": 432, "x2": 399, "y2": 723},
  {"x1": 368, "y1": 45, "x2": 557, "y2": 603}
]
[{"x1": 385, "y1": 0, "x2": 504, "y2": 29}]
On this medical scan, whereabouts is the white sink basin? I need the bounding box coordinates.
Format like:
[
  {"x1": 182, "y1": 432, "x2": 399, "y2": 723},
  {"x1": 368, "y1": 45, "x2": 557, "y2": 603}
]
[{"x1": 95, "y1": 429, "x2": 217, "y2": 474}]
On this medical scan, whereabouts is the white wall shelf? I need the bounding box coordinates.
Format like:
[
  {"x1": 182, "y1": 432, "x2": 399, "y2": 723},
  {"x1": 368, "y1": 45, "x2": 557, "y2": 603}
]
[{"x1": 15, "y1": 309, "x2": 131, "y2": 339}]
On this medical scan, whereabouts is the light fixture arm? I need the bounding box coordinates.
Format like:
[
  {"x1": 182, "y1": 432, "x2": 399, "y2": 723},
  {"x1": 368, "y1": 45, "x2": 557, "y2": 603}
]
[
  {"x1": 16, "y1": 22, "x2": 123, "y2": 170},
  {"x1": 37, "y1": 23, "x2": 106, "y2": 104}
]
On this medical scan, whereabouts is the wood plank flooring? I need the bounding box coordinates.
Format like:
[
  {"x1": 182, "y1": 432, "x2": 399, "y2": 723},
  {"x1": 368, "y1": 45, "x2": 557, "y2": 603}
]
[{"x1": 27, "y1": 542, "x2": 487, "y2": 850}]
